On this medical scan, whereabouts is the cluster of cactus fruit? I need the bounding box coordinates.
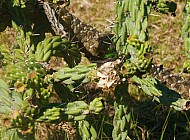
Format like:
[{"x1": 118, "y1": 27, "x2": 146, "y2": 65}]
[{"x1": 0, "y1": 0, "x2": 190, "y2": 139}]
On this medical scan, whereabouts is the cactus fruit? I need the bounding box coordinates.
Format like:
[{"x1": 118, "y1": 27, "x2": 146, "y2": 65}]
[{"x1": 121, "y1": 40, "x2": 152, "y2": 77}]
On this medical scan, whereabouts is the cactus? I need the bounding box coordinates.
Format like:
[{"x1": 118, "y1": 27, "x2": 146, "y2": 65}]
[
  {"x1": 53, "y1": 63, "x2": 97, "y2": 84},
  {"x1": 78, "y1": 120, "x2": 98, "y2": 140},
  {"x1": 112, "y1": 83, "x2": 132, "y2": 140},
  {"x1": 121, "y1": 40, "x2": 153, "y2": 77},
  {"x1": 0, "y1": 21, "x2": 33, "y2": 63},
  {"x1": 150, "y1": 64, "x2": 190, "y2": 99},
  {"x1": 113, "y1": 0, "x2": 153, "y2": 77},
  {"x1": 112, "y1": 103, "x2": 131, "y2": 140},
  {"x1": 0, "y1": 77, "x2": 104, "y2": 138},
  {"x1": 43, "y1": 1, "x2": 112, "y2": 57},
  {"x1": 1, "y1": 0, "x2": 190, "y2": 139},
  {"x1": 35, "y1": 98, "x2": 104, "y2": 125},
  {"x1": 34, "y1": 35, "x2": 81, "y2": 67},
  {"x1": 0, "y1": 79, "x2": 37, "y2": 138},
  {"x1": 114, "y1": 0, "x2": 152, "y2": 50},
  {"x1": 4, "y1": 59, "x2": 53, "y2": 106},
  {"x1": 132, "y1": 75, "x2": 190, "y2": 111},
  {"x1": 182, "y1": 0, "x2": 190, "y2": 73},
  {"x1": 34, "y1": 36, "x2": 62, "y2": 62}
]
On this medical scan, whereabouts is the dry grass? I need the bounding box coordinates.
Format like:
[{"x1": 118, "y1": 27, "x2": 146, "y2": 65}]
[
  {"x1": 149, "y1": 0, "x2": 186, "y2": 73},
  {"x1": 68, "y1": 0, "x2": 115, "y2": 33},
  {"x1": 0, "y1": 28, "x2": 16, "y2": 46}
]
